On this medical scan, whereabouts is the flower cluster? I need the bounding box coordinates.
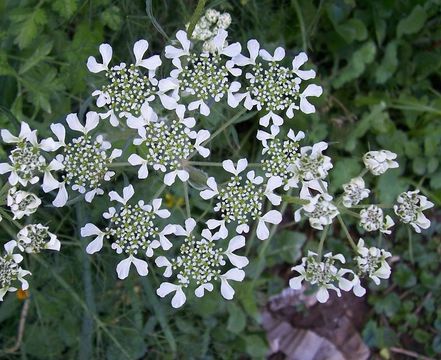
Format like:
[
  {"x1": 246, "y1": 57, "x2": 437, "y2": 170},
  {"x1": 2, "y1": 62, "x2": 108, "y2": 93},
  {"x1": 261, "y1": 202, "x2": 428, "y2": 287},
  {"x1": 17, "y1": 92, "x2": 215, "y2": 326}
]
[
  {"x1": 128, "y1": 104, "x2": 210, "y2": 185},
  {"x1": 200, "y1": 159, "x2": 282, "y2": 240},
  {"x1": 81, "y1": 185, "x2": 176, "y2": 279},
  {"x1": 155, "y1": 218, "x2": 248, "y2": 308},
  {"x1": 0, "y1": 10, "x2": 434, "y2": 309}
]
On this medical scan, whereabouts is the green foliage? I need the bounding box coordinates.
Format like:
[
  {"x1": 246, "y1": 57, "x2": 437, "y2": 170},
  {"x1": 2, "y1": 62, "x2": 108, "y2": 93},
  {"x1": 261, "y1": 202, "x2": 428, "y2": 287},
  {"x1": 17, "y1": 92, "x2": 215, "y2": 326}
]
[{"x1": 0, "y1": 0, "x2": 440, "y2": 359}]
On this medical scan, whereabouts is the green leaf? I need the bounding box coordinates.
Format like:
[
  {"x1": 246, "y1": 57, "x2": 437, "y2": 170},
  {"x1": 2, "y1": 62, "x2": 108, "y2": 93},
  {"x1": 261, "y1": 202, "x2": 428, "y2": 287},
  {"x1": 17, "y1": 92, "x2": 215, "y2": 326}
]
[
  {"x1": 333, "y1": 41, "x2": 376, "y2": 88},
  {"x1": 19, "y1": 41, "x2": 53, "y2": 74},
  {"x1": 393, "y1": 264, "x2": 417, "y2": 288},
  {"x1": 0, "y1": 52, "x2": 15, "y2": 76},
  {"x1": 375, "y1": 41, "x2": 398, "y2": 84},
  {"x1": 11, "y1": 8, "x2": 47, "y2": 49},
  {"x1": 397, "y1": 5, "x2": 427, "y2": 38},
  {"x1": 52, "y1": 0, "x2": 78, "y2": 19},
  {"x1": 227, "y1": 303, "x2": 247, "y2": 334},
  {"x1": 244, "y1": 334, "x2": 267, "y2": 358},
  {"x1": 336, "y1": 18, "x2": 368, "y2": 43}
]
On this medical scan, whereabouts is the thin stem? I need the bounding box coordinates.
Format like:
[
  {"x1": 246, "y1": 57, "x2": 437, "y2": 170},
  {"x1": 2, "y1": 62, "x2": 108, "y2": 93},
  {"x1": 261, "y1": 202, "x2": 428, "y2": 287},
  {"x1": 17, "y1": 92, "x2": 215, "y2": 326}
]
[
  {"x1": 186, "y1": 0, "x2": 207, "y2": 38},
  {"x1": 109, "y1": 162, "x2": 131, "y2": 168},
  {"x1": 337, "y1": 214, "x2": 358, "y2": 252},
  {"x1": 187, "y1": 108, "x2": 247, "y2": 160},
  {"x1": 183, "y1": 182, "x2": 191, "y2": 218},
  {"x1": 153, "y1": 183, "x2": 167, "y2": 199},
  {"x1": 317, "y1": 225, "x2": 329, "y2": 259},
  {"x1": 291, "y1": 0, "x2": 307, "y2": 51},
  {"x1": 408, "y1": 227, "x2": 414, "y2": 264},
  {"x1": 3, "y1": 299, "x2": 30, "y2": 353}
]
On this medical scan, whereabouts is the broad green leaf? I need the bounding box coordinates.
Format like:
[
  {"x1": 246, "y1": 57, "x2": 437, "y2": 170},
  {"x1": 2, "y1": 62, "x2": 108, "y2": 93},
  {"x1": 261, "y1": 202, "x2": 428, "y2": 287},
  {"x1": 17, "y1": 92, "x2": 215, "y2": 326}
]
[
  {"x1": 336, "y1": 18, "x2": 368, "y2": 43},
  {"x1": 375, "y1": 41, "x2": 398, "y2": 84},
  {"x1": 397, "y1": 5, "x2": 427, "y2": 37},
  {"x1": 227, "y1": 303, "x2": 247, "y2": 334},
  {"x1": 333, "y1": 41, "x2": 376, "y2": 88}
]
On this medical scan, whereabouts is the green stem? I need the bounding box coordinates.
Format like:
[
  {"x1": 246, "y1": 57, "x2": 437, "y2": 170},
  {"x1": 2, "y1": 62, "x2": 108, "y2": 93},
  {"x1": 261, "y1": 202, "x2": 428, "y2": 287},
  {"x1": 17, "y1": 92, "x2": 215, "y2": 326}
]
[
  {"x1": 291, "y1": 0, "x2": 307, "y2": 51},
  {"x1": 186, "y1": 0, "x2": 207, "y2": 38},
  {"x1": 184, "y1": 182, "x2": 191, "y2": 218},
  {"x1": 408, "y1": 227, "x2": 414, "y2": 264},
  {"x1": 337, "y1": 214, "x2": 358, "y2": 252},
  {"x1": 153, "y1": 183, "x2": 167, "y2": 199},
  {"x1": 187, "y1": 108, "x2": 247, "y2": 160},
  {"x1": 317, "y1": 225, "x2": 329, "y2": 259}
]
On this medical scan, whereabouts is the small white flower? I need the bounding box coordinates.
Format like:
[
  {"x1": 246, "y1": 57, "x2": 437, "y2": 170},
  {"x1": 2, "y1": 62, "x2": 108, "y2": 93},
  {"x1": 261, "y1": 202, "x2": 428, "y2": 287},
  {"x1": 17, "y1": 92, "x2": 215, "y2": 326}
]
[
  {"x1": 7, "y1": 187, "x2": 41, "y2": 220},
  {"x1": 81, "y1": 185, "x2": 176, "y2": 280},
  {"x1": 156, "y1": 220, "x2": 248, "y2": 307},
  {"x1": 232, "y1": 40, "x2": 322, "y2": 126},
  {"x1": 258, "y1": 126, "x2": 305, "y2": 190},
  {"x1": 394, "y1": 190, "x2": 434, "y2": 233},
  {"x1": 363, "y1": 150, "x2": 399, "y2": 176},
  {"x1": 41, "y1": 112, "x2": 122, "y2": 207},
  {"x1": 128, "y1": 105, "x2": 210, "y2": 185},
  {"x1": 289, "y1": 251, "x2": 353, "y2": 303},
  {"x1": 355, "y1": 239, "x2": 391, "y2": 286},
  {"x1": 359, "y1": 205, "x2": 394, "y2": 234},
  {"x1": 15, "y1": 224, "x2": 60, "y2": 253},
  {"x1": 342, "y1": 177, "x2": 370, "y2": 207},
  {"x1": 294, "y1": 193, "x2": 339, "y2": 230},
  {"x1": 0, "y1": 122, "x2": 50, "y2": 186},
  {"x1": 0, "y1": 241, "x2": 31, "y2": 301},
  {"x1": 200, "y1": 159, "x2": 282, "y2": 239},
  {"x1": 164, "y1": 29, "x2": 241, "y2": 116},
  {"x1": 87, "y1": 40, "x2": 162, "y2": 126}
]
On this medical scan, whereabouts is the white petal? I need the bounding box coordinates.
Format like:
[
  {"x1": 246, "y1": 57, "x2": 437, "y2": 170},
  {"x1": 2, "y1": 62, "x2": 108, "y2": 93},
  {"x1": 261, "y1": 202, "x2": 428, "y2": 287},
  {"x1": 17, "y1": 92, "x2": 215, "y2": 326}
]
[
  {"x1": 289, "y1": 276, "x2": 304, "y2": 290},
  {"x1": 316, "y1": 287, "x2": 330, "y2": 303},
  {"x1": 132, "y1": 257, "x2": 149, "y2": 276},
  {"x1": 133, "y1": 39, "x2": 149, "y2": 65},
  {"x1": 53, "y1": 183, "x2": 68, "y2": 207},
  {"x1": 256, "y1": 219, "x2": 270, "y2": 240},
  {"x1": 116, "y1": 257, "x2": 132, "y2": 279},
  {"x1": 85, "y1": 111, "x2": 100, "y2": 133},
  {"x1": 66, "y1": 113, "x2": 85, "y2": 133},
  {"x1": 99, "y1": 43, "x2": 113, "y2": 67}
]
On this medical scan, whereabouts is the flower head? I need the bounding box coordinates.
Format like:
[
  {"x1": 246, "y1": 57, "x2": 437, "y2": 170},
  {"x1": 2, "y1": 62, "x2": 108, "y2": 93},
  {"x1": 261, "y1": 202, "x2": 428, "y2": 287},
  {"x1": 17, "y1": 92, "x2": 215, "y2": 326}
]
[
  {"x1": 128, "y1": 105, "x2": 210, "y2": 185},
  {"x1": 41, "y1": 112, "x2": 122, "y2": 207},
  {"x1": 14, "y1": 224, "x2": 60, "y2": 253},
  {"x1": 394, "y1": 190, "x2": 434, "y2": 233},
  {"x1": 363, "y1": 150, "x2": 398, "y2": 176},
  {"x1": 7, "y1": 187, "x2": 41, "y2": 220},
  {"x1": 0, "y1": 122, "x2": 50, "y2": 186},
  {"x1": 355, "y1": 239, "x2": 391, "y2": 286},
  {"x1": 81, "y1": 185, "x2": 176, "y2": 279},
  {"x1": 294, "y1": 193, "x2": 339, "y2": 230},
  {"x1": 0, "y1": 241, "x2": 31, "y2": 301},
  {"x1": 359, "y1": 205, "x2": 394, "y2": 234},
  {"x1": 164, "y1": 29, "x2": 242, "y2": 115},
  {"x1": 156, "y1": 219, "x2": 248, "y2": 308},
  {"x1": 87, "y1": 40, "x2": 163, "y2": 126},
  {"x1": 342, "y1": 177, "x2": 370, "y2": 207},
  {"x1": 257, "y1": 126, "x2": 305, "y2": 190},
  {"x1": 232, "y1": 40, "x2": 322, "y2": 127},
  {"x1": 289, "y1": 251, "x2": 358, "y2": 303},
  {"x1": 200, "y1": 159, "x2": 282, "y2": 239}
]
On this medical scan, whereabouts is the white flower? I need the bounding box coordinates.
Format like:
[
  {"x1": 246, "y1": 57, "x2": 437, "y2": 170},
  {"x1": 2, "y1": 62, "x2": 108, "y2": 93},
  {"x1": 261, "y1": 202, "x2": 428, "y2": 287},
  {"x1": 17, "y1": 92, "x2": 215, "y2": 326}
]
[
  {"x1": 294, "y1": 193, "x2": 339, "y2": 230},
  {"x1": 0, "y1": 241, "x2": 31, "y2": 301},
  {"x1": 81, "y1": 185, "x2": 176, "y2": 279},
  {"x1": 14, "y1": 224, "x2": 60, "y2": 253},
  {"x1": 363, "y1": 150, "x2": 399, "y2": 176},
  {"x1": 232, "y1": 40, "x2": 322, "y2": 126},
  {"x1": 155, "y1": 220, "x2": 248, "y2": 307},
  {"x1": 355, "y1": 239, "x2": 391, "y2": 286},
  {"x1": 200, "y1": 159, "x2": 282, "y2": 239},
  {"x1": 128, "y1": 105, "x2": 210, "y2": 185},
  {"x1": 0, "y1": 122, "x2": 50, "y2": 186},
  {"x1": 164, "y1": 29, "x2": 241, "y2": 116},
  {"x1": 7, "y1": 187, "x2": 41, "y2": 220},
  {"x1": 288, "y1": 141, "x2": 333, "y2": 199},
  {"x1": 41, "y1": 112, "x2": 122, "y2": 207},
  {"x1": 289, "y1": 251, "x2": 354, "y2": 303},
  {"x1": 359, "y1": 205, "x2": 394, "y2": 234},
  {"x1": 394, "y1": 190, "x2": 434, "y2": 233},
  {"x1": 342, "y1": 177, "x2": 370, "y2": 207},
  {"x1": 87, "y1": 40, "x2": 162, "y2": 126},
  {"x1": 258, "y1": 126, "x2": 305, "y2": 190}
]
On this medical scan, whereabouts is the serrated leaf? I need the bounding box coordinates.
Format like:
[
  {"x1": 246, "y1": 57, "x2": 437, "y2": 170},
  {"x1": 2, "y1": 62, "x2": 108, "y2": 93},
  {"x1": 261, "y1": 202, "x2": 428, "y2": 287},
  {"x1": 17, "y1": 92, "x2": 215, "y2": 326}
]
[
  {"x1": 52, "y1": 0, "x2": 78, "y2": 19},
  {"x1": 11, "y1": 8, "x2": 47, "y2": 49},
  {"x1": 19, "y1": 41, "x2": 53, "y2": 74},
  {"x1": 397, "y1": 5, "x2": 427, "y2": 37}
]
